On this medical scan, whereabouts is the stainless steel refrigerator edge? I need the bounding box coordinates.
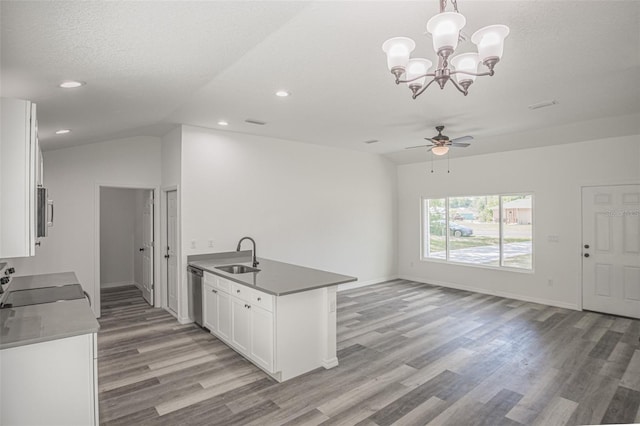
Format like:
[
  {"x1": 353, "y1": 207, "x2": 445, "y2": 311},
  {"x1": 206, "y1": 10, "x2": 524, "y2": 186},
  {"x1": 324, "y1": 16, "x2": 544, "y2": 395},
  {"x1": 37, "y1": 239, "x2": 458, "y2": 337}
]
[
  {"x1": 36, "y1": 186, "x2": 53, "y2": 238},
  {"x1": 187, "y1": 266, "x2": 203, "y2": 326}
]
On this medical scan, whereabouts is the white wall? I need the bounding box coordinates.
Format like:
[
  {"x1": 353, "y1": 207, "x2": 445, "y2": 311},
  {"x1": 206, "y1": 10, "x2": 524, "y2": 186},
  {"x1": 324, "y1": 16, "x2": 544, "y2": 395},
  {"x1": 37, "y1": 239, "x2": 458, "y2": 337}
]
[
  {"x1": 397, "y1": 135, "x2": 640, "y2": 309},
  {"x1": 179, "y1": 125, "x2": 398, "y2": 319},
  {"x1": 162, "y1": 127, "x2": 182, "y2": 188},
  {"x1": 100, "y1": 187, "x2": 136, "y2": 286},
  {"x1": 8, "y1": 136, "x2": 162, "y2": 316}
]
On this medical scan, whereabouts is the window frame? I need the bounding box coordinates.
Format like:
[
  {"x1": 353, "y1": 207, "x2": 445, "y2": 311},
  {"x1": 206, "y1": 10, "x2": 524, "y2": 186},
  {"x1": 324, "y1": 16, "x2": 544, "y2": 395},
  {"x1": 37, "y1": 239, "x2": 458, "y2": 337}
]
[{"x1": 420, "y1": 193, "x2": 534, "y2": 272}]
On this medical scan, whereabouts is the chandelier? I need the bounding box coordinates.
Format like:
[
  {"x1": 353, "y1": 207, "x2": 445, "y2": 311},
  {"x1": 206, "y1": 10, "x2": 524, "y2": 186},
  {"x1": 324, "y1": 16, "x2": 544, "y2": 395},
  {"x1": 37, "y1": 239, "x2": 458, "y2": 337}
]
[{"x1": 382, "y1": 0, "x2": 509, "y2": 98}]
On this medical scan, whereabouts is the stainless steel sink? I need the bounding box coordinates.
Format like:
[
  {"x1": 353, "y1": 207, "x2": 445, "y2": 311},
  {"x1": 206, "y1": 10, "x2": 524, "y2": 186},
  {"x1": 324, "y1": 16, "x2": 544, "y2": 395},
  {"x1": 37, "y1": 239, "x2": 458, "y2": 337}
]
[{"x1": 215, "y1": 264, "x2": 260, "y2": 274}]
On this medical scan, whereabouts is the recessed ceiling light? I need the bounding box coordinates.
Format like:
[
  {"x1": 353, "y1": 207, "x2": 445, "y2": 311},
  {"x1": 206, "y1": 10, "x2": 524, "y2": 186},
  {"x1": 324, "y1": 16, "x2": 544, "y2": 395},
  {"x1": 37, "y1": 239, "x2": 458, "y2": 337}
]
[
  {"x1": 59, "y1": 81, "x2": 85, "y2": 89},
  {"x1": 55, "y1": 129, "x2": 71, "y2": 134},
  {"x1": 275, "y1": 90, "x2": 290, "y2": 97},
  {"x1": 217, "y1": 121, "x2": 229, "y2": 126}
]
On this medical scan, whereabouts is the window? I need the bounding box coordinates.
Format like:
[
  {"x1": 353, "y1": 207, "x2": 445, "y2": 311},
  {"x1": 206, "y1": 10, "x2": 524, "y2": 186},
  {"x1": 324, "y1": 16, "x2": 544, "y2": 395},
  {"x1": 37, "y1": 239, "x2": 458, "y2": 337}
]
[{"x1": 422, "y1": 194, "x2": 533, "y2": 270}]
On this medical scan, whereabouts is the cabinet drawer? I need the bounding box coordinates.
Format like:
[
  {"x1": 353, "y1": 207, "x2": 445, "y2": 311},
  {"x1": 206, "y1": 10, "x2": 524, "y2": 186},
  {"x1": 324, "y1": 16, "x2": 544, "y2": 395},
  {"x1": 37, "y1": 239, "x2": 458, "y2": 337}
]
[
  {"x1": 203, "y1": 281, "x2": 216, "y2": 293},
  {"x1": 231, "y1": 282, "x2": 251, "y2": 302},
  {"x1": 216, "y1": 277, "x2": 231, "y2": 293},
  {"x1": 251, "y1": 291, "x2": 274, "y2": 312},
  {"x1": 204, "y1": 272, "x2": 217, "y2": 286}
]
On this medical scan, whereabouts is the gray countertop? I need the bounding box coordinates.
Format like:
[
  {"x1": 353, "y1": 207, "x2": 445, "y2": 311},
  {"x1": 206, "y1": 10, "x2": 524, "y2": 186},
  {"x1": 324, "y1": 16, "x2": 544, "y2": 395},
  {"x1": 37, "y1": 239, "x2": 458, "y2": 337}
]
[
  {"x1": 8, "y1": 271, "x2": 80, "y2": 291},
  {"x1": 0, "y1": 299, "x2": 99, "y2": 350},
  {"x1": 0, "y1": 272, "x2": 99, "y2": 350},
  {"x1": 188, "y1": 251, "x2": 357, "y2": 296}
]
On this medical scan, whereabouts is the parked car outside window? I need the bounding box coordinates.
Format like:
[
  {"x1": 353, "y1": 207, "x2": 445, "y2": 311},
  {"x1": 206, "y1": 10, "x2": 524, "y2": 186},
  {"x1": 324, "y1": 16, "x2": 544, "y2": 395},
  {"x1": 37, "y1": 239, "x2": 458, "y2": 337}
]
[{"x1": 430, "y1": 220, "x2": 474, "y2": 237}]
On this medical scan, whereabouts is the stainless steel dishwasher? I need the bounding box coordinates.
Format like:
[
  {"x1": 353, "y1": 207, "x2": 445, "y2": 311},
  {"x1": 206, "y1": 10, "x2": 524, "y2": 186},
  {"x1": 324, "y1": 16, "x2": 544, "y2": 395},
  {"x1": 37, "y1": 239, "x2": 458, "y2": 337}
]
[{"x1": 187, "y1": 266, "x2": 203, "y2": 326}]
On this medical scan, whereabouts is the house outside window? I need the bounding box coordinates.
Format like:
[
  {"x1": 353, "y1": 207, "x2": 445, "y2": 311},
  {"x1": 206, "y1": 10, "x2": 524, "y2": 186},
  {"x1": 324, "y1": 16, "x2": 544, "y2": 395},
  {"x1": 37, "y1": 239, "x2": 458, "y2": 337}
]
[{"x1": 422, "y1": 194, "x2": 533, "y2": 270}]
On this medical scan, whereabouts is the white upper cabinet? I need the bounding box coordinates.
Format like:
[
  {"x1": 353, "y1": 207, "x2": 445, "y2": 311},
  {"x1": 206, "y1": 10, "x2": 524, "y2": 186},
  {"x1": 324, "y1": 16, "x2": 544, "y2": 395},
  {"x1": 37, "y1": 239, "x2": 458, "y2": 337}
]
[{"x1": 0, "y1": 98, "x2": 40, "y2": 258}]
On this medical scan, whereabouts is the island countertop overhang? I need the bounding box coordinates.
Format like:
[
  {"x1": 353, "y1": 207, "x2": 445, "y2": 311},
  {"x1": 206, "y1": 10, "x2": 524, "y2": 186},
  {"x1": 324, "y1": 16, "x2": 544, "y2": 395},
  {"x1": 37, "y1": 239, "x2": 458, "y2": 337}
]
[{"x1": 188, "y1": 251, "x2": 357, "y2": 296}]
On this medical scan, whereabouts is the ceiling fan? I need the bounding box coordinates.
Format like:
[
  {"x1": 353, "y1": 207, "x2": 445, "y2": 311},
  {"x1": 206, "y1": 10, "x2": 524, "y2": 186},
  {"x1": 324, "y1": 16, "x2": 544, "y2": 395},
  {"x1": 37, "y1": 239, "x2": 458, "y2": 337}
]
[{"x1": 405, "y1": 125, "x2": 473, "y2": 156}]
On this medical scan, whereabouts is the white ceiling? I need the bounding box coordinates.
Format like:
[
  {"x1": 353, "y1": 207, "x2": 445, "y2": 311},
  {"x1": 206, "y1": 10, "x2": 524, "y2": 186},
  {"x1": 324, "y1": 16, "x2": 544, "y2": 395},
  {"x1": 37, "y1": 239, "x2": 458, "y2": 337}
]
[{"x1": 2, "y1": 1, "x2": 639, "y2": 164}]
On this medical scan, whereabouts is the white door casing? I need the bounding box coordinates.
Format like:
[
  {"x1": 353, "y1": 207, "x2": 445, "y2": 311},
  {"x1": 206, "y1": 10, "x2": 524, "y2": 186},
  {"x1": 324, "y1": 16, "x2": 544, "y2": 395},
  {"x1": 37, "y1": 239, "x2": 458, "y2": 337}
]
[
  {"x1": 166, "y1": 190, "x2": 179, "y2": 314},
  {"x1": 582, "y1": 185, "x2": 640, "y2": 319},
  {"x1": 141, "y1": 190, "x2": 154, "y2": 305}
]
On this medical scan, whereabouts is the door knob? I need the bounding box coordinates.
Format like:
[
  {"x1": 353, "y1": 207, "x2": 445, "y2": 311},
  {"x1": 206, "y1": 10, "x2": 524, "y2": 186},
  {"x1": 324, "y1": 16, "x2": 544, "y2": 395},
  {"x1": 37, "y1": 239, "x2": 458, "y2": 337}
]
[
  {"x1": 584, "y1": 253, "x2": 590, "y2": 258},
  {"x1": 164, "y1": 254, "x2": 170, "y2": 259},
  {"x1": 584, "y1": 244, "x2": 590, "y2": 249},
  {"x1": 139, "y1": 248, "x2": 144, "y2": 252}
]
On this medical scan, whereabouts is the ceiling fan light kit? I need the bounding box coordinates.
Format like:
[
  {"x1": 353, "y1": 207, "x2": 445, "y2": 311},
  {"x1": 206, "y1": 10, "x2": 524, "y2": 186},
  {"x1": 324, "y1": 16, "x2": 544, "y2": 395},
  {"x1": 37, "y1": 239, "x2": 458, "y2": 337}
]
[
  {"x1": 405, "y1": 125, "x2": 473, "y2": 158},
  {"x1": 382, "y1": 0, "x2": 510, "y2": 98},
  {"x1": 431, "y1": 145, "x2": 449, "y2": 156}
]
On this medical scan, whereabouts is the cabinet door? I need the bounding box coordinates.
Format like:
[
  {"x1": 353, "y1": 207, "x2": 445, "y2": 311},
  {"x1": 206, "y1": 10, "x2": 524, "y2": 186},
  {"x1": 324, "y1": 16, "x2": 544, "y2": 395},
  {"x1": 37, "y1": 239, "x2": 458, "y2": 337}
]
[
  {"x1": 203, "y1": 284, "x2": 218, "y2": 332},
  {"x1": 0, "y1": 98, "x2": 37, "y2": 258},
  {"x1": 1, "y1": 334, "x2": 95, "y2": 425},
  {"x1": 231, "y1": 297, "x2": 251, "y2": 354},
  {"x1": 217, "y1": 290, "x2": 231, "y2": 341},
  {"x1": 250, "y1": 305, "x2": 274, "y2": 372}
]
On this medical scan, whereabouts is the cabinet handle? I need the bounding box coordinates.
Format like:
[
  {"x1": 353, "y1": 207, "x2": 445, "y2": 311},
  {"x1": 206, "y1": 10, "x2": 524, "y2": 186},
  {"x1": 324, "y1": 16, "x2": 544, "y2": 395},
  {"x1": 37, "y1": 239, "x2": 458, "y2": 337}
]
[
  {"x1": 247, "y1": 304, "x2": 251, "y2": 309},
  {"x1": 257, "y1": 297, "x2": 261, "y2": 301},
  {"x1": 212, "y1": 289, "x2": 217, "y2": 293}
]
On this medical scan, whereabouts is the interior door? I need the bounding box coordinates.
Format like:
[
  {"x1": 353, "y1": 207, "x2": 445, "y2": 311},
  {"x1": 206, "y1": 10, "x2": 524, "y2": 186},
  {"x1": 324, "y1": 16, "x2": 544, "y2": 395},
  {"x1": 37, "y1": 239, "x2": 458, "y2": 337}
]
[
  {"x1": 166, "y1": 190, "x2": 178, "y2": 313},
  {"x1": 141, "y1": 190, "x2": 154, "y2": 305},
  {"x1": 582, "y1": 185, "x2": 640, "y2": 318}
]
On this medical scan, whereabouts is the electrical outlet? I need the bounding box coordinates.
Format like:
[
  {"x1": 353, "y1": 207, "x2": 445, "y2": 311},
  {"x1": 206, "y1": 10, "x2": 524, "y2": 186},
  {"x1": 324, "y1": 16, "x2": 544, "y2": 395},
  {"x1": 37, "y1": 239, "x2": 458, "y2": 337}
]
[
  {"x1": 547, "y1": 278, "x2": 553, "y2": 287},
  {"x1": 410, "y1": 261, "x2": 414, "y2": 267},
  {"x1": 191, "y1": 240, "x2": 196, "y2": 249},
  {"x1": 208, "y1": 240, "x2": 214, "y2": 248}
]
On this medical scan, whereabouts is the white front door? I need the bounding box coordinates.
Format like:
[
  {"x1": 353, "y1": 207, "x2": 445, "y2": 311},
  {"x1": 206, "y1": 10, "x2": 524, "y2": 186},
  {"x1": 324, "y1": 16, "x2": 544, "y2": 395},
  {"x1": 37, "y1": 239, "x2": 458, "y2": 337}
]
[
  {"x1": 582, "y1": 185, "x2": 640, "y2": 318},
  {"x1": 166, "y1": 190, "x2": 178, "y2": 314},
  {"x1": 141, "y1": 190, "x2": 154, "y2": 305}
]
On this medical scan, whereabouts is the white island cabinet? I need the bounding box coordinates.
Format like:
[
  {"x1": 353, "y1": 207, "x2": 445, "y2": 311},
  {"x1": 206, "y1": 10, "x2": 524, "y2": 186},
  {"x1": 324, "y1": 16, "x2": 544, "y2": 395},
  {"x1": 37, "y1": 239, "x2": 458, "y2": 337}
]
[
  {"x1": 1, "y1": 333, "x2": 98, "y2": 426},
  {"x1": 202, "y1": 270, "x2": 342, "y2": 382}
]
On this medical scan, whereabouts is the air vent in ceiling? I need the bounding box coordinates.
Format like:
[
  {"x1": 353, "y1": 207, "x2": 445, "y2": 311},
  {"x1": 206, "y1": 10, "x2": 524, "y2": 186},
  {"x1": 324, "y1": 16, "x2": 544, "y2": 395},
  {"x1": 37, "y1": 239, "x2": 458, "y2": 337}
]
[
  {"x1": 245, "y1": 119, "x2": 266, "y2": 125},
  {"x1": 528, "y1": 100, "x2": 558, "y2": 110}
]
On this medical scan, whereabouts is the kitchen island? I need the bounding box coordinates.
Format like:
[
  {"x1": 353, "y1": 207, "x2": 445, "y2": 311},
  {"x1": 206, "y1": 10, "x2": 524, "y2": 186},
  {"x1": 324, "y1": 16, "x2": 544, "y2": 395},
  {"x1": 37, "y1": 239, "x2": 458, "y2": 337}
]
[
  {"x1": 0, "y1": 272, "x2": 100, "y2": 426},
  {"x1": 188, "y1": 251, "x2": 356, "y2": 382}
]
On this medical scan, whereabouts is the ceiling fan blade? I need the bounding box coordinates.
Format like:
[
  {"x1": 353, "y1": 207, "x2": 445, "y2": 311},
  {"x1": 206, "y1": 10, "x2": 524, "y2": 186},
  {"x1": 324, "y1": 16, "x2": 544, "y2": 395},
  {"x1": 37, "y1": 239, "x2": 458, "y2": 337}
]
[
  {"x1": 405, "y1": 144, "x2": 432, "y2": 150},
  {"x1": 450, "y1": 135, "x2": 473, "y2": 144},
  {"x1": 451, "y1": 142, "x2": 471, "y2": 147}
]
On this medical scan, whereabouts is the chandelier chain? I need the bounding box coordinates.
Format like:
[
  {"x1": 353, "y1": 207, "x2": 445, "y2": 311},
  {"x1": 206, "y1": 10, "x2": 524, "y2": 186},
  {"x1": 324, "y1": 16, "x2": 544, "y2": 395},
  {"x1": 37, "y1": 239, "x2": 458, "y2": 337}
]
[{"x1": 441, "y1": 0, "x2": 460, "y2": 13}]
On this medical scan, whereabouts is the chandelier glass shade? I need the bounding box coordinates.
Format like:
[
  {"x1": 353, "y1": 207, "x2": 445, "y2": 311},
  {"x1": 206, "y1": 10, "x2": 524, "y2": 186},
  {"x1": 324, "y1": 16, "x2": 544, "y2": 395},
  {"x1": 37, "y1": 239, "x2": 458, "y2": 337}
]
[{"x1": 382, "y1": 0, "x2": 509, "y2": 98}]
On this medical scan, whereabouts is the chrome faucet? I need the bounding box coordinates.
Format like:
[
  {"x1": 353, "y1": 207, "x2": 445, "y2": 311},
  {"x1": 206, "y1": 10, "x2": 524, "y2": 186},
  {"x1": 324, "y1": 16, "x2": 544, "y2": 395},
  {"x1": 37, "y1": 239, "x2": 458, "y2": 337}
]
[{"x1": 236, "y1": 237, "x2": 259, "y2": 268}]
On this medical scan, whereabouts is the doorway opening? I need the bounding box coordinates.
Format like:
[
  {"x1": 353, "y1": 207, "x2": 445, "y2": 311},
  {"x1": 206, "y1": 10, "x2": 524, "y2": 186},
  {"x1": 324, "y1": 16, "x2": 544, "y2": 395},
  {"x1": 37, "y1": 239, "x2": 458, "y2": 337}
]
[{"x1": 97, "y1": 185, "x2": 158, "y2": 316}]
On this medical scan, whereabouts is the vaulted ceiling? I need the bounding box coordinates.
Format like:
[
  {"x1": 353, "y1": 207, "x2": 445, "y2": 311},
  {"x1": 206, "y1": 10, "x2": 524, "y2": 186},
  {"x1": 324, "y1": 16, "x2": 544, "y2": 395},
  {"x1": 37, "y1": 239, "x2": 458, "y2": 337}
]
[{"x1": 2, "y1": 1, "x2": 639, "y2": 164}]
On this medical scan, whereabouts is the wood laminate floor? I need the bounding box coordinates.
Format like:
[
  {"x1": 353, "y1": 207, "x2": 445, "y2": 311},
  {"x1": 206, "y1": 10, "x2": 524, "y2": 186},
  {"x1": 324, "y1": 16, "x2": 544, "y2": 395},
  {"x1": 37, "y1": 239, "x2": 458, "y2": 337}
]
[{"x1": 98, "y1": 281, "x2": 640, "y2": 426}]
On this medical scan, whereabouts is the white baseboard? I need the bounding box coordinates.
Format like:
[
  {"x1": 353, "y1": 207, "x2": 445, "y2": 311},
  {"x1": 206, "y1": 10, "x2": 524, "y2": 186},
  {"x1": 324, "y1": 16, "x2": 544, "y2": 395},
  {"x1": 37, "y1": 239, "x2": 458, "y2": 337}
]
[
  {"x1": 163, "y1": 306, "x2": 190, "y2": 323},
  {"x1": 337, "y1": 276, "x2": 400, "y2": 292},
  {"x1": 322, "y1": 357, "x2": 339, "y2": 369},
  {"x1": 101, "y1": 281, "x2": 136, "y2": 289},
  {"x1": 399, "y1": 274, "x2": 579, "y2": 311}
]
